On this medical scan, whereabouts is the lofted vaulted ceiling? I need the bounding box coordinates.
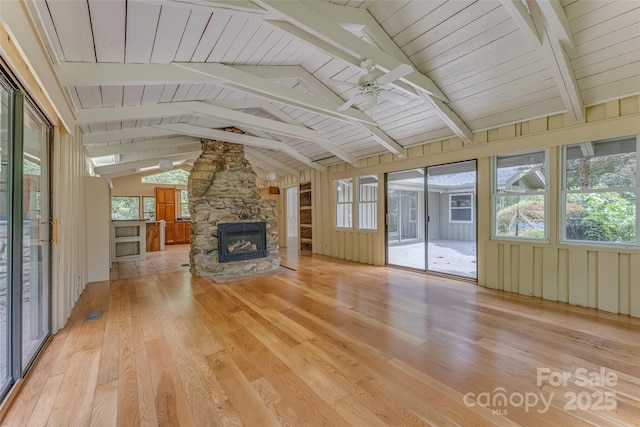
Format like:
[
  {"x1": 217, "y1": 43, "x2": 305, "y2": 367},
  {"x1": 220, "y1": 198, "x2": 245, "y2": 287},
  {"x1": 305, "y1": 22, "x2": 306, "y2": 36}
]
[{"x1": 27, "y1": 0, "x2": 640, "y2": 180}]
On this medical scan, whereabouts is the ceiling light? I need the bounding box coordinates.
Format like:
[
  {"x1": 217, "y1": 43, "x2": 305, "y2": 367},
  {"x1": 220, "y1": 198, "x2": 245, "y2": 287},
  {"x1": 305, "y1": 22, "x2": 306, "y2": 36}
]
[
  {"x1": 361, "y1": 92, "x2": 378, "y2": 110},
  {"x1": 159, "y1": 159, "x2": 173, "y2": 172},
  {"x1": 266, "y1": 171, "x2": 276, "y2": 181}
]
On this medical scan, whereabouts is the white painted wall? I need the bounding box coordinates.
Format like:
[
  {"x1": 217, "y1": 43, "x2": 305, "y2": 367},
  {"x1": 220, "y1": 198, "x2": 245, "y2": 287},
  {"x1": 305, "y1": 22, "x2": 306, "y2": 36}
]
[{"x1": 85, "y1": 177, "x2": 110, "y2": 282}]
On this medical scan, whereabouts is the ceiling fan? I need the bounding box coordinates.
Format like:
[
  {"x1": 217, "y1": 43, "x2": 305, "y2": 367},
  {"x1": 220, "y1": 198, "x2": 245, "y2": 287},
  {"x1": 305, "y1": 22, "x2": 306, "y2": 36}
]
[{"x1": 334, "y1": 59, "x2": 413, "y2": 111}]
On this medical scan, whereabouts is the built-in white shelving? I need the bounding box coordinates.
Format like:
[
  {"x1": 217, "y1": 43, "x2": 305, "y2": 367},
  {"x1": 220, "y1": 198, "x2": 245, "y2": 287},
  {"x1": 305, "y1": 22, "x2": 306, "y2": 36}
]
[{"x1": 111, "y1": 220, "x2": 147, "y2": 262}]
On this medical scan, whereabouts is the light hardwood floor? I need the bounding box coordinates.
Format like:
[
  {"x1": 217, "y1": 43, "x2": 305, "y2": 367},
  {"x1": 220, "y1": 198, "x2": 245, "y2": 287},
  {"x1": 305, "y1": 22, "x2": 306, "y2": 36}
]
[{"x1": 3, "y1": 247, "x2": 640, "y2": 426}]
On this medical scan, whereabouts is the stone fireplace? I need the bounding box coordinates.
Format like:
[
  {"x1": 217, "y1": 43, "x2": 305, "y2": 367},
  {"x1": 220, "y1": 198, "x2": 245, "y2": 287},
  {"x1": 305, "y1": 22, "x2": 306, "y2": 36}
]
[{"x1": 188, "y1": 134, "x2": 280, "y2": 279}]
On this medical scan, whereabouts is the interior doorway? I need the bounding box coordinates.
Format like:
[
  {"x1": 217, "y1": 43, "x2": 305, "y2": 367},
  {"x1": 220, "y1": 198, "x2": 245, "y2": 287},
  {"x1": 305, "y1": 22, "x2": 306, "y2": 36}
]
[{"x1": 285, "y1": 186, "x2": 298, "y2": 250}]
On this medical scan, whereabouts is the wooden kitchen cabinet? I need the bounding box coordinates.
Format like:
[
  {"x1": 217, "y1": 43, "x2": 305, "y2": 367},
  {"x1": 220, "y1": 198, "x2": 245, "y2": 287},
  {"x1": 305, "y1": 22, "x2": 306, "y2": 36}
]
[{"x1": 155, "y1": 186, "x2": 176, "y2": 244}]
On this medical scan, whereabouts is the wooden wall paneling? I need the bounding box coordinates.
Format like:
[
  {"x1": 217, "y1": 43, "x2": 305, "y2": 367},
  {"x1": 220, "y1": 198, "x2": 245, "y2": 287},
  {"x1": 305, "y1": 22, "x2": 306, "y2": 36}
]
[
  {"x1": 510, "y1": 245, "x2": 519, "y2": 294},
  {"x1": 631, "y1": 254, "x2": 640, "y2": 317},
  {"x1": 518, "y1": 245, "x2": 534, "y2": 296},
  {"x1": 502, "y1": 243, "x2": 511, "y2": 292},
  {"x1": 497, "y1": 243, "x2": 504, "y2": 290},
  {"x1": 345, "y1": 231, "x2": 352, "y2": 261},
  {"x1": 485, "y1": 241, "x2": 499, "y2": 289},
  {"x1": 532, "y1": 247, "x2": 543, "y2": 298},
  {"x1": 587, "y1": 251, "x2": 598, "y2": 308},
  {"x1": 597, "y1": 252, "x2": 619, "y2": 313},
  {"x1": 337, "y1": 232, "x2": 344, "y2": 259},
  {"x1": 542, "y1": 247, "x2": 559, "y2": 301},
  {"x1": 568, "y1": 249, "x2": 588, "y2": 307},
  {"x1": 558, "y1": 249, "x2": 569, "y2": 303},
  {"x1": 618, "y1": 254, "x2": 630, "y2": 315}
]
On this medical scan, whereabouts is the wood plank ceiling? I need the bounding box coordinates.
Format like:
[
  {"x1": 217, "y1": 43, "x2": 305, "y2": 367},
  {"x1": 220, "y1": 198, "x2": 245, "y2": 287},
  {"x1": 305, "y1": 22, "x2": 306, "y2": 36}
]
[{"x1": 31, "y1": 0, "x2": 640, "y2": 179}]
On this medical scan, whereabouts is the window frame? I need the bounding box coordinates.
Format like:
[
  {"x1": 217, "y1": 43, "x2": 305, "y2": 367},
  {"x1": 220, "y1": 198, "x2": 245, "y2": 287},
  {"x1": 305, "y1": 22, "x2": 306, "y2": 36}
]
[
  {"x1": 335, "y1": 178, "x2": 353, "y2": 229},
  {"x1": 449, "y1": 192, "x2": 473, "y2": 224},
  {"x1": 491, "y1": 149, "x2": 549, "y2": 241},
  {"x1": 560, "y1": 135, "x2": 640, "y2": 247},
  {"x1": 179, "y1": 189, "x2": 190, "y2": 218},
  {"x1": 142, "y1": 196, "x2": 156, "y2": 220},
  {"x1": 111, "y1": 196, "x2": 141, "y2": 220},
  {"x1": 357, "y1": 175, "x2": 378, "y2": 230}
]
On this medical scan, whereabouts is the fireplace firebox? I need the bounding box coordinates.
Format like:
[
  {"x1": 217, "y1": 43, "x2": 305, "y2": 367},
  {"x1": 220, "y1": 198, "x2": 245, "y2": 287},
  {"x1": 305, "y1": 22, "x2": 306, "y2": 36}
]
[{"x1": 218, "y1": 222, "x2": 267, "y2": 263}]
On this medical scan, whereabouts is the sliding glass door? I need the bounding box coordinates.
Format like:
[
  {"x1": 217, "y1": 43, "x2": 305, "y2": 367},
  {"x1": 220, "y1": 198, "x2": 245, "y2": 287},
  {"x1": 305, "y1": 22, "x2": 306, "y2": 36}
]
[
  {"x1": 0, "y1": 70, "x2": 51, "y2": 403},
  {"x1": 386, "y1": 161, "x2": 477, "y2": 279},
  {"x1": 426, "y1": 161, "x2": 477, "y2": 279},
  {"x1": 387, "y1": 170, "x2": 426, "y2": 269},
  {"x1": 22, "y1": 104, "x2": 50, "y2": 366},
  {"x1": 0, "y1": 77, "x2": 12, "y2": 396}
]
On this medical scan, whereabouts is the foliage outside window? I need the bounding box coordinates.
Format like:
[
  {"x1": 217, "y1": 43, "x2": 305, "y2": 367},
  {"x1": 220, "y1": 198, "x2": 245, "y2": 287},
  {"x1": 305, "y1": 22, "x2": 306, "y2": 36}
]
[
  {"x1": 562, "y1": 136, "x2": 638, "y2": 245},
  {"x1": 180, "y1": 189, "x2": 190, "y2": 218},
  {"x1": 335, "y1": 178, "x2": 353, "y2": 228},
  {"x1": 111, "y1": 196, "x2": 140, "y2": 220},
  {"x1": 141, "y1": 169, "x2": 189, "y2": 185},
  {"x1": 493, "y1": 150, "x2": 547, "y2": 239},
  {"x1": 143, "y1": 196, "x2": 155, "y2": 220},
  {"x1": 449, "y1": 193, "x2": 473, "y2": 223},
  {"x1": 358, "y1": 175, "x2": 377, "y2": 230}
]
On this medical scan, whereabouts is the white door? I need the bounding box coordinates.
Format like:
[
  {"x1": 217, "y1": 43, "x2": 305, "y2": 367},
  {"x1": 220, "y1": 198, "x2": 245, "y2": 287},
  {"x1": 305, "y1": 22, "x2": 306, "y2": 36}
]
[{"x1": 285, "y1": 187, "x2": 298, "y2": 249}]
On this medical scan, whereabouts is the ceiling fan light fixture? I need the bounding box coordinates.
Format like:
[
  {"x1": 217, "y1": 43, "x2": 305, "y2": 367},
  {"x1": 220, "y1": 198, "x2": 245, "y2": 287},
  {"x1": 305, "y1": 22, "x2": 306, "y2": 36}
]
[{"x1": 361, "y1": 92, "x2": 378, "y2": 110}]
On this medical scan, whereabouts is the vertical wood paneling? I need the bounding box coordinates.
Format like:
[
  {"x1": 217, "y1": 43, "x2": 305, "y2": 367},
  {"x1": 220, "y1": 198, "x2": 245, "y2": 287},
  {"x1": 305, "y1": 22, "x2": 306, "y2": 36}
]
[
  {"x1": 568, "y1": 249, "x2": 588, "y2": 307},
  {"x1": 587, "y1": 251, "x2": 598, "y2": 308},
  {"x1": 485, "y1": 241, "x2": 499, "y2": 289},
  {"x1": 510, "y1": 245, "x2": 519, "y2": 293},
  {"x1": 542, "y1": 247, "x2": 558, "y2": 300},
  {"x1": 502, "y1": 243, "x2": 511, "y2": 292},
  {"x1": 631, "y1": 254, "x2": 640, "y2": 317},
  {"x1": 597, "y1": 252, "x2": 619, "y2": 313},
  {"x1": 531, "y1": 247, "x2": 542, "y2": 298},
  {"x1": 519, "y1": 245, "x2": 534, "y2": 295},
  {"x1": 557, "y1": 249, "x2": 569, "y2": 303},
  {"x1": 618, "y1": 254, "x2": 630, "y2": 315}
]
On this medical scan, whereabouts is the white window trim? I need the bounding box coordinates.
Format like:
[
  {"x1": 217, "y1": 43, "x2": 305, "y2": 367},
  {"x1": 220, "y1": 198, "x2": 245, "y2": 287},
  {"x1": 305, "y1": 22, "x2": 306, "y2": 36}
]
[
  {"x1": 357, "y1": 175, "x2": 378, "y2": 230},
  {"x1": 335, "y1": 178, "x2": 353, "y2": 229},
  {"x1": 559, "y1": 135, "x2": 640, "y2": 247},
  {"x1": 491, "y1": 149, "x2": 549, "y2": 241},
  {"x1": 449, "y1": 192, "x2": 473, "y2": 224}
]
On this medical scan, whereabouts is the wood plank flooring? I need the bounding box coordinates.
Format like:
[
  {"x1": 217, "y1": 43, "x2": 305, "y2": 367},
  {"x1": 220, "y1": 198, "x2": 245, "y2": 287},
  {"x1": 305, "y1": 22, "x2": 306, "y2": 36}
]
[{"x1": 3, "y1": 248, "x2": 640, "y2": 426}]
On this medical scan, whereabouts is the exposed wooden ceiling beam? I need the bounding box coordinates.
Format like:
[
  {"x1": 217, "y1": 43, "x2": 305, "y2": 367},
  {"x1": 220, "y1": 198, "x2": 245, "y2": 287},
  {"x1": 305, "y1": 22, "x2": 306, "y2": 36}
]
[
  {"x1": 501, "y1": 1, "x2": 583, "y2": 121},
  {"x1": 500, "y1": 0, "x2": 541, "y2": 48},
  {"x1": 535, "y1": 0, "x2": 575, "y2": 48},
  {"x1": 94, "y1": 153, "x2": 197, "y2": 177},
  {"x1": 234, "y1": 65, "x2": 406, "y2": 156},
  {"x1": 74, "y1": 101, "x2": 358, "y2": 165},
  {"x1": 244, "y1": 147, "x2": 300, "y2": 177},
  {"x1": 529, "y1": 2, "x2": 584, "y2": 122},
  {"x1": 119, "y1": 143, "x2": 202, "y2": 163},
  {"x1": 174, "y1": 62, "x2": 371, "y2": 123},
  {"x1": 86, "y1": 136, "x2": 199, "y2": 157},
  {"x1": 260, "y1": 1, "x2": 473, "y2": 143},
  {"x1": 83, "y1": 127, "x2": 177, "y2": 144},
  {"x1": 154, "y1": 123, "x2": 326, "y2": 171}
]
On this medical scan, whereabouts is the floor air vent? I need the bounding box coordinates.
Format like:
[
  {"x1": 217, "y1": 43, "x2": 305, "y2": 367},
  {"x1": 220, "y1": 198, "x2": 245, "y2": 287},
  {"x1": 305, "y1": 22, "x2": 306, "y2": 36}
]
[{"x1": 84, "y1": 311, "x2": 103, "y2": 321}]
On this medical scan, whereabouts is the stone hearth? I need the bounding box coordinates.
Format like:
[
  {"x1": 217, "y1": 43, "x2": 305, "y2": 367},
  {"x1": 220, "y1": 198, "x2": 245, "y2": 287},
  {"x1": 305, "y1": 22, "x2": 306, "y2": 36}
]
[{"x1": 188, "y1": 137, "x2": 280, "y2": 278}]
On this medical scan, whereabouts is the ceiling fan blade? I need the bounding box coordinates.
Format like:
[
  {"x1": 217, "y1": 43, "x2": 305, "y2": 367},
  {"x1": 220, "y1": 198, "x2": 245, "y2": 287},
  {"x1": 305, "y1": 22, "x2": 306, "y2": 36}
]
[
  {"x1": 377, "y1": 90, "x2": 410, "y2": 105},
  {"x1": 325, "y1": 79, "x2": 359, "y2": 88},
  {"x1": 377, "y1": 63, "x2": 413, "y2": 85},
  {"x1": 337, "y1": 94, "x2": 364, "y2": 111}
]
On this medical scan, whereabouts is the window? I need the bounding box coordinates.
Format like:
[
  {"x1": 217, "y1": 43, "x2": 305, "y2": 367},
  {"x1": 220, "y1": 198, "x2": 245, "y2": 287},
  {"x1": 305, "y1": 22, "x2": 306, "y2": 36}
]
[
  {"x1": 143, "y1": 196, "x2": 155, "y2": 220},
  {"x1": 493, "y1": 150, "x2": 547, "y2": 239},
  {"x1": 562, "y1": 136, "x2": 639, "y2": 245},
  {"x1": 111, "y1": 196, "x2": 140, "y2": 220},
  {"x1": 358, "y1": 175, "x2": 377, "y2": 229},
  {"x1": 141, "y1": 169, "x2": 189, "y2": 185},
  {"x1": 180, "y1": 189, "x2": 190, "y2": 218},
  {"x1": 335, "y1": 178, "x2": 353, "y2": 228},
  {"x1": 449, "y1": 193, "x2": 473, "y2": 223}
]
